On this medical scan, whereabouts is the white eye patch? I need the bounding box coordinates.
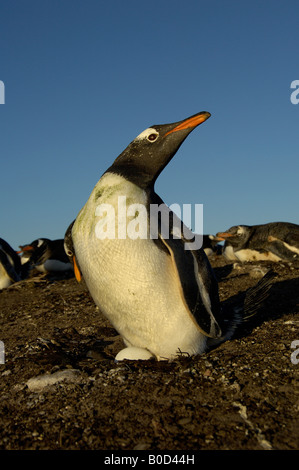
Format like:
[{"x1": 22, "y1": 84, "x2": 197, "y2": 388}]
[
  {"x1": 237, "y1": 226, "x2": 245, "y2": 235},
  {"x1": 135, "y1": 127, "x2": 159, "y2": 142}
]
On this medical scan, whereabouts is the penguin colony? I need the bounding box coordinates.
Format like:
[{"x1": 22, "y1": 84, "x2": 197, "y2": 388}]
[{"x1": 2, "y1": 111, "x2": 299, "y2": 361}]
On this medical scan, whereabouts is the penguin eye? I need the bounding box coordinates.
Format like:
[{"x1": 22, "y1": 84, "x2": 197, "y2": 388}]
[{"x1": 147, "y1": 133, "x2": 158, "y2": 142}]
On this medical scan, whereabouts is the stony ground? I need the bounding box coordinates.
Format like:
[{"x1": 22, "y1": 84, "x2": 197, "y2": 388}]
[{"x1": 0, "y1": 256, "x2": 298, "y2": 451}]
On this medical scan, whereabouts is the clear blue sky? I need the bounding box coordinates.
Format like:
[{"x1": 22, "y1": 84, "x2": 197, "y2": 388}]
[{"x1": 1, "y1": 0, "x2": 298, "y2": 250}]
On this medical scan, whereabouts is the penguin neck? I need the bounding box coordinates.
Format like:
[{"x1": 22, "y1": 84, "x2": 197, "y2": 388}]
[
  {"x1": 105, "y1": 163, "x2": 159, "y2": 191},
  {"x1": 106, "y1": 140, "x2": 176, "y2": 190}
]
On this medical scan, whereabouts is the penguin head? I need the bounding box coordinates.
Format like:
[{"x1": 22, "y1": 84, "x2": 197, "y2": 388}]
[
  {"x1": 64, "y1": 221, "x2": 75, "y2": 262},
  {"x1": 17, "y1": 238, "x2": 50, "y2": 257},
  {"x1": 107, "y1": 111, "x2": 211, "y2": 188},
  {"x1": 64, "y1": 220, "x2": 82, "y2": 282},
  {"x1": 216, "y1": 225, "x2": 251, "y2": 248}
]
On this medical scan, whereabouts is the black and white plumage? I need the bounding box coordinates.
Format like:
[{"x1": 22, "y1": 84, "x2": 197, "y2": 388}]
[
  {"x1": 0, "y1": 238, "x2": 28, "y2": 289},
  {"x1": 216, "y1": 222, "x2": 299, "y2": 262},
  {"x1": 65, "y1": 112, "x2": 275, "y2": 361},
  {"x1": 17, "y1": 238, "x2": 72, "y2": 274},
  {"x1": 202, "y1": 234, "x2": 223, "y2": 257}
]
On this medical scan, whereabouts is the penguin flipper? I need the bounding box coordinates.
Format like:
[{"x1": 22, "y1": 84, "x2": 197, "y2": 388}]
[
  {"x1": 156, "y1": 206, "x2": 222, "y2": 339},
  {"x1": 20, "y1": 261, "x2": 32, "y2": 280},
  {"x1": 0, "y1": 250, "x2": 21, "y2": 283},
  {"x1": 285, "y1": 232, "x2": 299, "y2": 249},
  {"x1": 267, "y1": 238, "x2": 299, "y2": 261}
]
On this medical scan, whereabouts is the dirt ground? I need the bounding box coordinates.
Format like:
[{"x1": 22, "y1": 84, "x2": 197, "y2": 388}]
[{"x1": 0, "y1": 255, "x2": 298, "y2": 451}]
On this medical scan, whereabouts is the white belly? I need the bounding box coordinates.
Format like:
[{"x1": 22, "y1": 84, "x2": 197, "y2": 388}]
[
  {"x1": 235, "y1": 249, "x2": 281, "y2": 262},
  {"x1": 0, "y1": 264, "x2": 12, "y2": 289},
  {"x1": 282, "y1": 241, "x2": 299, "y2": 256},
  {"x1": 73, "y1": 173, "x2": 207, "y2": 359},
  {"x1": 223, "y1": 245, "x2": 238, "y2": 261}
]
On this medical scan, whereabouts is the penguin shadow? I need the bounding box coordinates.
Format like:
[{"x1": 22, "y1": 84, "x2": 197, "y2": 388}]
[
  {"x1": 213, "y1": 263, "x2": 234, "y2": 282},
  {"x1": 43, "y1": 269, "x2": 75, "y2": 283},
  {"x1": 28, "y1": 326, "x2": 117, "y2": 368},
  {"x1": 26, "y1": 267, "x2": 75, "y2": 284},
  {"x1": 230, "y1": 276, "x2": 299, "y2": 339},
  {"x1": 213, "y1": 262, "x2": 263, "y2": 283}
]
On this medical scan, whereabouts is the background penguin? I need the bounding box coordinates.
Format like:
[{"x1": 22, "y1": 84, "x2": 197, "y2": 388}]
[
  {"x1": 216, "y1": 222, "x2": 299, "y2": 262},
  {"x1": 202, "y1": 234, "x2": 223, "y2": 257},
  {"x1": 17, "y1": 238, "x2": 73, "y2": 274},
  {"x1": 0, "y1": 238, "x2": 29, "y2": 289},
  {"x1": 65, "y1": 111, "x2": 275, "y2": 361}
]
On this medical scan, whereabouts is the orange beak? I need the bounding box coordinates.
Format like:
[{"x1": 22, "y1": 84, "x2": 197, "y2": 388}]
[
  {"x1": 164, "y1": 112, "x2": 211, "y2": 137},
  {"x1": 73, "y1": 255, "x2": 82, "y2": 282},
  {"x1": 215, "y1": 232, "x2": 234, "y2": 241},
  {"x1": 16, "y1": 245, "x2": 33, "y2": 254}
]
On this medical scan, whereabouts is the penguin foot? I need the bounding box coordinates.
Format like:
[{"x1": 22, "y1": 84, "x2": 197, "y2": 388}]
[{"x1": 115, "y1": 347, "x2": 154, "y2": 361}]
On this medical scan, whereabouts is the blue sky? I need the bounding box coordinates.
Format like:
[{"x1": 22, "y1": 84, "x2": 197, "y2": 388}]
[{"x1": 1, "y1": 0, "x2": 298, "y2": 250}]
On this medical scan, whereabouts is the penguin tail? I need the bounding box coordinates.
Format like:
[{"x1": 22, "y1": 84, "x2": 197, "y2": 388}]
[
  {"x1": 243, "y1": 269, "x2": 277, "y2": 320},
  {"x1": 215, "y1": 270, "x2": 277, "y2": 345}
]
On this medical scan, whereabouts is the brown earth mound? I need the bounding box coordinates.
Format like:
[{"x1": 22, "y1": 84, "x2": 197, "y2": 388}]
[{"x1": 0, "y1": 257, "x2": 298, "y2": 450}]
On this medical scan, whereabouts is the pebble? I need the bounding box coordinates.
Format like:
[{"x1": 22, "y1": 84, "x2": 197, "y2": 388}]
[
  {"x1": 133, "y1": 442, "x2": 151, "y2": 450},
  {"x1": 178, "y1": 417, "x2": 192, "y2": 426},
  {"x1": 86, "y1": 350, "x2": 107, "y2": 361},
  {"x1": 26, "y1": 369, "x2": 82, "y2": 391},
  {"x1": 249, "y1": 267, "x2": 268, "y2": 278}
]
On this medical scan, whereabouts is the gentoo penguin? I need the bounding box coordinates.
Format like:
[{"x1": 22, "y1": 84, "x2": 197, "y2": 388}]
[
  {"x1": 17, "y1": 238, "x2": 73, "y2": 274},
  {"x1": 202, "y1": 234, "x2": 222, "y2": 257},
  {"x1": 0, "y1": 238, "x2": 25, "y2": 289},
  {"x1": 64, "y1": 222, "x2": 82, "y2": 281},
  {"x1": 216, "y1": 222, "x2": 299, "y2": 262},
  {"x1": 65, "y1": 112, "x2": 275, "y2": 361}
]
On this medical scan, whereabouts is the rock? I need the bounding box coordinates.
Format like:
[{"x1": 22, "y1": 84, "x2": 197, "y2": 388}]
[
  {"x1": 133, "y1": 442, "x2": 151, "y2": 450},
  {"x1": 249, "y1": 266, "x2": 268, "y2": 278},
  {"x1": 26, "y1": 369, "x2": 82, "y2": 391}
]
